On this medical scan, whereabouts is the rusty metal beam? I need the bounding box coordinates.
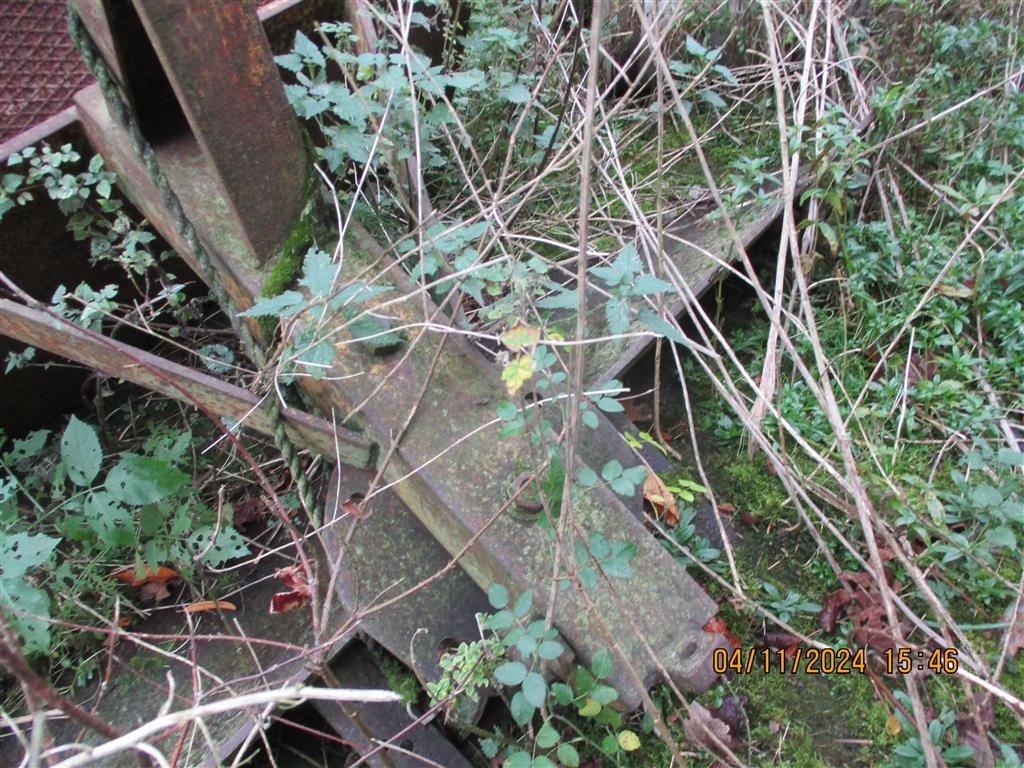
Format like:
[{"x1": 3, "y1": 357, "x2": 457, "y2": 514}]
[
  {"x1": 131, "y1": 0, "x2": 308, "y2": 266},
  {"x1": 0, "y1": 298, "x2": 373, "y2": 468}
]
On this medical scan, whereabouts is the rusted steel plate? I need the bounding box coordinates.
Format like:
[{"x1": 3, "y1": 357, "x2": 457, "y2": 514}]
[
  {"x1": 0, "y1": 298, "x2": 374, "y2": 468},
  {"x1": 128, "y1": 0, "x2": 308, "y2": 267},
  {"x1": 323, "y1": 463, "x2": 492, "y2": 688},
  {"x1": 293, "y1": 222, "x2": 723, "y2": 709},
  {"x1": 75, "y1": 84, "x2": 263, "y2": 316},
  {"x1": 314, "y1": 643, "x2": 474, "y2": 768}
]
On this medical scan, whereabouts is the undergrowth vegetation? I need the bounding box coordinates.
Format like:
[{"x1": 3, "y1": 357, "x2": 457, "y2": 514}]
[{"x1": 1, "y1": 0, "x2": 1022, "y2": 766}]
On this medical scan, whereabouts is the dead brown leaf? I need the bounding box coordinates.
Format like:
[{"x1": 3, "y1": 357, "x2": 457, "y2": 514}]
[
  {"x1": 138, "y1": 579, "x2": 174, "y2": 603},
  {"x1": 643, "y1": 471, "x2": 679, "y2": 526},
  {"x1": 820, "y1": 589, "x2": 853, "y2": 633},
  {"x1": 620, "y1": 398, "x2": 653, "y2": 424},
  {"x1": 683, "y1": 701, "x2": 734, "y2": 752}
]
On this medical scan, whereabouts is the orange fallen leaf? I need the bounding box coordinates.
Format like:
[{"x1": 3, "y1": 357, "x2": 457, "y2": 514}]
[
  {"x1": 716, "y1": 503, "x2": 736, "y2": 514},
  {"x1": 643, "y1": 471, "x2": 679, "y2": 527},
  {"x1": 183, "y1": 600, "x2": 236, "y2": 614},
  {"x1": 703, "y1": 616, "x2": 741, "y2": 649},
  {"x1": 112, "y1": 565, "x2": 180, "y2": 587}
]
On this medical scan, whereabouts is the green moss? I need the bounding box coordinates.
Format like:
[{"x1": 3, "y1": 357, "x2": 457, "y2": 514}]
[
  {"x1": 256, "y1": 162, "x2": 317, "y2": 337},
  {"x1": 368, "y1": 645, "x2": 421, "y2": 706}
]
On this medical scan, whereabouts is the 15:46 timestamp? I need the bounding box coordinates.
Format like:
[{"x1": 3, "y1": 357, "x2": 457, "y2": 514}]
[{"x1": 883, "y1": 647, "x2": 958, "y2": 675}]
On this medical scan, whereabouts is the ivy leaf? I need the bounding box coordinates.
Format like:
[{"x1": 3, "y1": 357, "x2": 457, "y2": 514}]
[{"x1": 60, "y1": 416, "x2": 102, "y2": 487}]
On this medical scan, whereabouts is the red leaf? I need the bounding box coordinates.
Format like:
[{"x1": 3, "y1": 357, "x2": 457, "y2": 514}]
[
  {"x1": 275, "y1": 565, "x2": 310, "y2": 594},
  {"x1": 269, "y1": 590, "x2": 309, "y2": 614},
  {"x1": 269, "y1": 565, "x2": 312, "y2": 615}
]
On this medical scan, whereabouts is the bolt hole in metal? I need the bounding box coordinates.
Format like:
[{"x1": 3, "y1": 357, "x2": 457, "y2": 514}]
[
  {"x1": 341, "y1": 492, "x2": 368, "y2": 519},
  {"x1": 509, "y1": 471, "x2": 544, "y2": 523},
  {"x1": 437, "y1": 637, "x2": 460, "y2": 658}
]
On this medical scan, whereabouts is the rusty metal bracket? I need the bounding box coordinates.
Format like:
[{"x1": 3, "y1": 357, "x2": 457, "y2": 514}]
[{"x1": 0, "y1": 297, "x2": 374, "y2": 468}]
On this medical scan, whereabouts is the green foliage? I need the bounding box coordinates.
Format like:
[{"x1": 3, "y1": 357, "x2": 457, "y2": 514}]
[
  {"x1": 2, "y1": 144, "x2": 188, "y2": 367},
  {"x1": 0, "y1": 418, "x2": 248, "y2": 664}
]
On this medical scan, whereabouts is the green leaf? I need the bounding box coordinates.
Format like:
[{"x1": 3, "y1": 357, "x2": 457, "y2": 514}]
[
  {"x1": 537, "y1": 288, "x2": 578, "y2": 309},
  {"x1": 488, "y1": 582, "x2": 509, "y2": 609},
  {"x1": 505, "y1": 750, "x2": 531, "y2": 768},
  {"x1": 494, "y1": 661, "x2": 528, "y2": 686},
  {"x1": 590, "y1": 648, "x2": 613, "y2": 679},
  {"x1": 521, "y1": 671, "x2": 547, "y2": 707},
  {"x1": 556, "y1": 743, "x2": 580, "y2": 767},
  {"x1": 60, "y1": 416, "x2": 102, "y2": 487},
  {"x1": 1, "y1": 532, "x2": 58, "y2": 580},
  {"x1": 605, "y1": 298, "x2": 632, "y2": 335},
  {"x1": 105, "y1": 454, "x2": 188, "y2": 505},
  {"x1": 685, "y1": 35, "x2": 707, "y2": 58},
  {"x1": 298, "y1": 248, "x2": 338, "y2": 297},
  {"x1": 502, "y1": 83, "x2": 532, "y2": 103},
  {"x1": 698, "y1": 89, "x2": 727, "y2": 110},
  {"x1": 601, "y1": 460, "x2": 623, "y2": 481},
  {"x1": 0, "y1": 578, "x2": 52, "y2": 654},
  {"x1": 293, "y1": 31, "x2": 325, "y2": 67},
  {"x1": 512, "y1": 589, "x2": 533, "y2": 618},
  {"x1": 632, "y1": 273, "x2": 673, "y2": 295},
  {"x1": 536, "y1": 722, "x2": 559, "y2": 749},
  {"x1": 578, "y1": 466, "x2": 598, "y2": 487},
  {"x1": 551, "y1": 682, "x2": 574, "y2": 706},
  {"x1": 238, "y1": 290, "x2": 305, "y2": 318},
  {"x1": 537, "y1": 640, "x2": 564, "y2": 660},
  {"x1": 510, "y1": 691, "x2": 535, "y2": 726},
  {"x1": 591, "y1": 684, "x2": 619, "y2": 705},
  {"x1": 484, "y1": 610, "x2": 514, "y2": 631},
  {"x1": 5, "y1": 430, "x2": 49, "y2": 462}
]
